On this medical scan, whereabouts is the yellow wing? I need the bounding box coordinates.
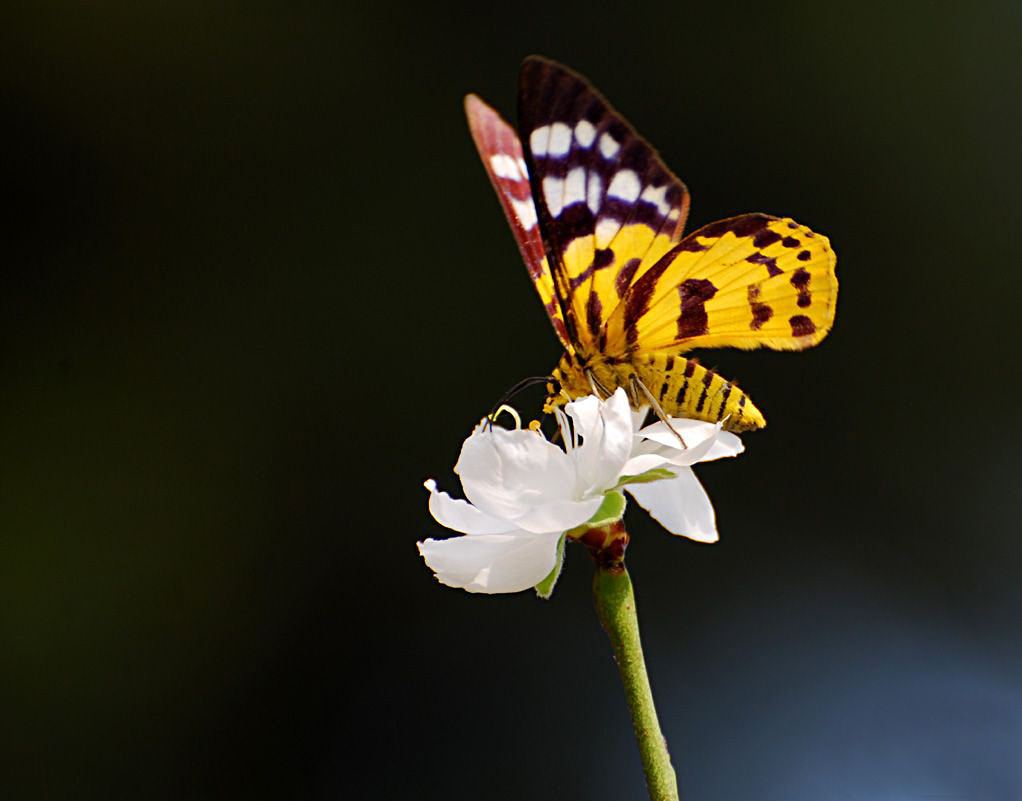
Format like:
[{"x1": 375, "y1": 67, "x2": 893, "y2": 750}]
[{"x1": 603, "y1": 214, "x2": 837, "y2": 356}]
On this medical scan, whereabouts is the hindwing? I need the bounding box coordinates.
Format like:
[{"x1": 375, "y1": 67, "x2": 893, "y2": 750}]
[{"x1": 464, "y1": 94, "x2": 571, "y2": 350}]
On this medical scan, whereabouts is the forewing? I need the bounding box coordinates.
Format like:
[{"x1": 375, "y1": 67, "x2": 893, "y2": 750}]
[
  {"x1": 517, "y1": 56, "x2": 690, "y2": 353},
  {"x1": 464, "y1": 93, "x2": 571, "y2": 350},
  {"x1": 605, "y1": 214, "x2": 837, "y2": 354}
]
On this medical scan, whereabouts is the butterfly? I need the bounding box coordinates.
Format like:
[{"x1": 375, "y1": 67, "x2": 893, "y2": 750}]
[{"x1": 465, "y1": 56, "x2": 837, "y2": 432}]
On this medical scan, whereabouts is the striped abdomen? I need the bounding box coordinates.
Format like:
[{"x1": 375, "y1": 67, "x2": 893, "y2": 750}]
[{"x1": 547, "y1": 351, "x2": 766, "y2": 432}]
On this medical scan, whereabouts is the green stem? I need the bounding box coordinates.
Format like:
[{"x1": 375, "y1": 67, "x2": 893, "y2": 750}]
[{"x1": 593, "y1": 562, "x2": 680, "y2": 801}]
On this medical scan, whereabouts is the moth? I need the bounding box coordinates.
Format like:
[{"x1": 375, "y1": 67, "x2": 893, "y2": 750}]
[{"x1": 466, "y1": 57, "x2": 837, "y2": 431}]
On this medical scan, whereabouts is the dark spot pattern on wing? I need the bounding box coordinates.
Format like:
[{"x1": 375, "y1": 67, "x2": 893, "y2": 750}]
[
  {"x1": 676, "y1": 278, "x2": 718, "y2": 340},
  {"x1": 676, "y1": 239, "x2": 709, "y2": 252},
  {"x1": 747, "y1": 285, "x2": 773, "y2": 331},
  {"x1": 790, "y1": 268, "x2": 812, "y2": 308},
  {"x1": 753, "y1": 229, "x2": 782, "y2": 248},
  {"x1": 569, "y1": 247, "x2": 616, "y2": 291},
  {"x1": 790, "y1": 315, "x2": 816, "y2": 337},
  {"x1": 623, "y1": 259, "x2": 672, "y2": 346},
  {"x1": 696, "y1": 214, "x2": 773, "y2": 240},
  {"x1": 747, "y1": 251, "x2": 783, "y2": 277},
  {"x1": 615, "y1": 258, "x2": 641, "y2": 298},
  {"x1": 586, "y1": 291, "x2": 604, "y2": 345}
]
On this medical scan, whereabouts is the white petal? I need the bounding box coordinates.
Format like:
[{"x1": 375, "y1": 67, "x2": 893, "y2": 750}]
[
  {"x1": 702, "y1": 430, "x2": 744, "y2": 461},
  {"x1": 620, "y1": 452, "x2": 675, "y2": 475},
  {"x1": 625, "y1": 467, "x2": 718, "y2": 542},
  {"x1": 631, "y1": 406, "x2": 651, "y2": 431},
  {"x1": 563, "y1": 394, "x2": 599, "y2": 446},
  {"x1": 568, "y1": 389, "x2": 635, "y2": 493},
  {"x1": 639, "y1": 418, "x2": 720, "y2": 448},
  {"x1": 417, "y1": 530, "x2": 562, "y2": 593},
  {"x1": 486, "y1": 428, "x2": 577, "y2": 507},
  {"x1": 512, "y1": 496, "x2": 603, "y2": 534},
  {"x1": 638, "y1": 429, "x2": 717, "y2": 468},
  {"x1": 456, "y1": 428, "x2": 575, "y2": 520},
  {"x1": 636, "y1": 418, "x2": 739, "y2": 466},
  {"x1": 424, "y1": 479, "x2": 517, "y2": 535}
]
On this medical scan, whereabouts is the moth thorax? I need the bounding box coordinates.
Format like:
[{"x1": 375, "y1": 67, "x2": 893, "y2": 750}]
[
  {"x1": 548, "y1": 353, "x2": 635, "y2": 408},
  {"x1": 546, "y1": 353, "x2": 587, "y2": 410}
]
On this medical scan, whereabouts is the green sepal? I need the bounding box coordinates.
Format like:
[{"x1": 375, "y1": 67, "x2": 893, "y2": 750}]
[
  {"x1": 613, "y1": 467, "x2": 677, "y2": 489},
  {"x1": 565, "y1": 491, "x2": 629, "y2": 540},
  {"x1": 534, "y1": 533, "x2": 566, "y2": 600},
  {"x1": 586, "y1": 490, "x2": 627, "y2": 528}
]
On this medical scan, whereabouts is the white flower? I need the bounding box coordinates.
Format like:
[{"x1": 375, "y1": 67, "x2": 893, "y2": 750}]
[
  {"x1": 419, "y1": 389, "x2": 743, "y2": 593},
  {"x1": 419, "y1": 391, "x2": 633, "y2": 593},
  {"x1": 622, "y1": 412, "x2": 744, "y2": 544}
]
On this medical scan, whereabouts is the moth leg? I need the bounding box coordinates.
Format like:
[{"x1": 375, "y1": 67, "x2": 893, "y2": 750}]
[
  {"x1": 585, "y1": 368, "x2": 612, "y2": 400},
  {"x1": 629, "y1": 373, "x2": 687, "y2": 449}
]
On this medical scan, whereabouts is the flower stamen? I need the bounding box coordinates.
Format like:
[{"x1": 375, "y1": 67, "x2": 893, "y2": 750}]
[
  {"x1": 552, "y1": 406, "x2": 578, "y2": 452},
  {"x1": 489, "y1": 404, "x2": 522, "y2": 430}
]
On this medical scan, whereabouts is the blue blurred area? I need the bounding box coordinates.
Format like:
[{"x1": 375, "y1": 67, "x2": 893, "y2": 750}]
[{"x1": 1, "y1": 2, "x2": 1020, "y2": 799}]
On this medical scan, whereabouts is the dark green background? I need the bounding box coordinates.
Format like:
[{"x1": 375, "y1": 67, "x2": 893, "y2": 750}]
[{"x1": 3, "y1": 3, "x2": 1020, "y2": 799}]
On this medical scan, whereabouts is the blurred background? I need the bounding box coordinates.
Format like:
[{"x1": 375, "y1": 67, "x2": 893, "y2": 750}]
[{"x1": 2, "y1": 2, "x2": 1020, "y2": 799}]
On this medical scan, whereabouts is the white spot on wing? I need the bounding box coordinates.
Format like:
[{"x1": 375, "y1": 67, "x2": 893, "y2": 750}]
[
  {"x1": 511, "y1": 197, "x2": 538, "y2": 230},
  {"x1": 667, "y1": 208, "x2": 680, "y2": 221},
  {"x1": 530, "y1": 125, "x2": 550, "y2": 156},
  {"x1": 608, "y1": 170, "x2": 641, "y2": 202},
  {"x1": 517, "y1": 158, "x2": 529, "y2": 178},
  {"x1": 548, "y1": 122, "x2": 572, "y2": 157},
  {"x1": 574, "y1": 120, "x2": 596, "y2": 147},
  {"x1": 563, "y1": 167, "x2": 586, "y2": 210},
  {"x1": 543, "y1": 176, "x2": 565, "y2": 217},
  {"x1": 640, "y1": 184, "x2": 671, "y2": 216},
  {"x1": 599, "y1": 132, "x2": 620, "y2": 159},
  {"x1": 595, "y1": 217, "x2": 620, "y2": 248},
  {"x1": 489, "y1": 153, "x2": 520, "y2": 180},
  {"x1": 587, "y1": 172, "x2": 602, "y2": 214}
]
